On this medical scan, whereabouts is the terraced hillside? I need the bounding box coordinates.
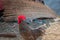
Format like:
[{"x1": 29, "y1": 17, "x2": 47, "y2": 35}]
[{"x1": 3, "y1": 0, "x2": 56, "y2": 21}]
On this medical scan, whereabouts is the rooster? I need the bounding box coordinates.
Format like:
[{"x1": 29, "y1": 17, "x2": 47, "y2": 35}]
[{"x1": 18, "y1": 15, "x2": 57, "y2": 40}]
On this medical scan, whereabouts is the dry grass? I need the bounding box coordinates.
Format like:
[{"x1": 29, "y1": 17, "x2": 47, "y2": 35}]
[{"x1": 42, "y1": 22, "x2": 60, "y2": 40}]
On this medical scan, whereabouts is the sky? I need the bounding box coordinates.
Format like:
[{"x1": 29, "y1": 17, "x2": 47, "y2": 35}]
[{"x1": 44, "y1": 0, "x2": 60, "y2": 16}]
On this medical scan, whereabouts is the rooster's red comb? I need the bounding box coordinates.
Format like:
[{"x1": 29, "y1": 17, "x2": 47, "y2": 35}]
[{"x1": 18, "y1": 15, "x2": 26, "y2": 24}]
